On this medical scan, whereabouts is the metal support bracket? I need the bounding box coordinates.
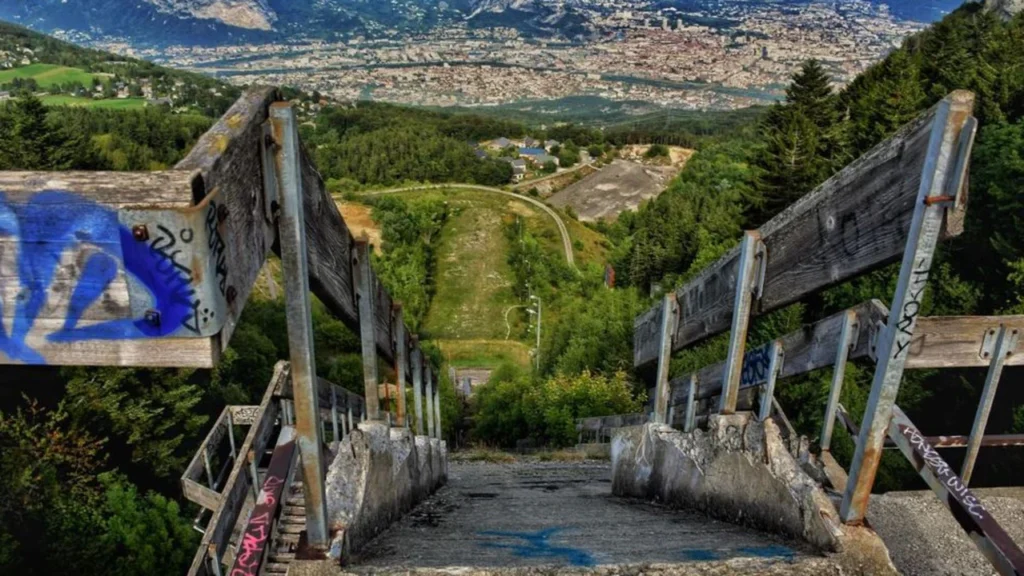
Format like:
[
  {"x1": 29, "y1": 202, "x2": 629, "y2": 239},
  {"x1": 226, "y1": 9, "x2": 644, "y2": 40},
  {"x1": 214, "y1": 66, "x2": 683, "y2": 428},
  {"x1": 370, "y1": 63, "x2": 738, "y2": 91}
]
[
  {"x1": 980, "y1": 326, "x2": 1018, "y2": 361},
  {"x1": 757, "y1": 341, "x2": 784, "y2": 422},
  {"x1": 719, "y1": 231, "x2": 763, "y2": 414},
  {"x1": 963, "y1": 325, "x2": 1018, "y2": 485}
]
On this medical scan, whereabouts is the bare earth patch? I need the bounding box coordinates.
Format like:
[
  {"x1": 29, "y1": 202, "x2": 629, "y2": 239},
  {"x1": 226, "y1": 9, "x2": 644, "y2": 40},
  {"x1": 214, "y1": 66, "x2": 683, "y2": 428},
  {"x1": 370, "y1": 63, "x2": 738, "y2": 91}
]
[
  {"x1": 548, "y1": 159, "x2": 682, "y2": 222},
  {"x1": 337, "y1": 201, "x2": 383, "y2": 254}
]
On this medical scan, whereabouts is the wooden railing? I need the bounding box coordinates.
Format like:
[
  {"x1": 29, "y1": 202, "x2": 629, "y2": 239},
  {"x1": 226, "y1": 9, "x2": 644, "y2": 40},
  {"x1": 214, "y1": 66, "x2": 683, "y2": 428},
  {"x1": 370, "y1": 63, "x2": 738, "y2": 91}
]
[
  {"x1": 0, "y1": 88, "x2": 447, "y2": 573},
  {"x1": 630, "y1": 91, "x2": 1024, "y2": 575}
]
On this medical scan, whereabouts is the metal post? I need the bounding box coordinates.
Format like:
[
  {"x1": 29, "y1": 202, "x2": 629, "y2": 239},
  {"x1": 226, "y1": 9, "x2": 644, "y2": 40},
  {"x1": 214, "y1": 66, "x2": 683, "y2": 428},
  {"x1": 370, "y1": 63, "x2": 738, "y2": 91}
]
[
  {"x1": 821, "y1": 311, "x2": 858, "y2": 451},
  {"x1": 248, "y1": 450, "x2": 260, "y2": 500},
  {"x1": 425, "y1": 367, "x2": 436, "y2": 439},
  {"x1": 269, "y1": 102, "x2": 329, "y2": 547},
  {"x1": 433, "y1": 376, "x2": 443, "y2": 440},
  {"x1": 331, "y1": 387, "x2": 339, "y2": 448},
  {"x1": 719, "y1": 231, "x2": 762, "y2": 415},
  {"x1": 412, "y1": 347, "x2": 425, "y2": 436},
  {"x1": 841, "y1": 92, "x2": 975, "y2": 524},
  {"x1": 653, "y1": 293, "x2": 678, "y2": 424},
  {"x1": 963, "y1": 326, "x2": 1017, "y2": 485},
  {"x1": 684, "y1": 374, "x2": 697, "y2": 432},
  {"x1": 394, "y1": 308, "x2": 408, "y2": 428},
  {"x1": 203, "y1": 447, "x2": 215, "y2": 489},
  {"x1": 757, "y1": 341, "x2": 784, "y2": 422},
  {"x1": 226, "y1": 412, "x2": 237, "y2": 460},
  {"x1": 353, "y1": 238, "x2": 382, "y2": 421}
]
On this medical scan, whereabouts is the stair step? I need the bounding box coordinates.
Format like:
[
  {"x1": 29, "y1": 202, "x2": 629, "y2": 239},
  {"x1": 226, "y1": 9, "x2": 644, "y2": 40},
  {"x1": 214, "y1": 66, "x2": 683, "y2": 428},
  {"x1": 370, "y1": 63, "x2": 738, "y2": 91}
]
[
  {"x1": 279, "y1": 523, "x2": 305, "y2": 534},
  {"x1": 265, "y1": 562, "x2": 290, "y2": 574},
  {"x1": 270, "y1": 552, "x2": 296, "y2": 562}
]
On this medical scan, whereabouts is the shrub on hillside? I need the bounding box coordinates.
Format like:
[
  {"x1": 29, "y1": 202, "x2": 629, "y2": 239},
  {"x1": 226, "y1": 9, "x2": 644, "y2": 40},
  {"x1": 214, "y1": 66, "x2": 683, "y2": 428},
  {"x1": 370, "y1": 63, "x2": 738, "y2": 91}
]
[{"x1": 471, "y1": 367, "x2": 643, "y2": 448}]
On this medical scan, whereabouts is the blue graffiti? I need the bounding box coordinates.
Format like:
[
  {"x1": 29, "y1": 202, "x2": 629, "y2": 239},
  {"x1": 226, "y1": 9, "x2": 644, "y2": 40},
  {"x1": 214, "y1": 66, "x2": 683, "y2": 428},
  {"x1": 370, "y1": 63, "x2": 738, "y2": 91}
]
[
  {"x1": 0, "y1": 190, "x2": 196, "y2": 363},
  {"x1": 477, "y1": 528, "x2": 595, "y2": 567},
  {"x1": 680, "y1": 545, "x2": 796, "y2": 563}
]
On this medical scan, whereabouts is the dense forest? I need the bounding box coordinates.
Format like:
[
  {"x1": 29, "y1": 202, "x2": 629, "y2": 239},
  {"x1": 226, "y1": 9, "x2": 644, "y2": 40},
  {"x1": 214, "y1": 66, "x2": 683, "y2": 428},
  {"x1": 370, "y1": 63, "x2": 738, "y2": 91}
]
[{"x1": 530, "y1": 4, "x2": 1024, "y2": 491}]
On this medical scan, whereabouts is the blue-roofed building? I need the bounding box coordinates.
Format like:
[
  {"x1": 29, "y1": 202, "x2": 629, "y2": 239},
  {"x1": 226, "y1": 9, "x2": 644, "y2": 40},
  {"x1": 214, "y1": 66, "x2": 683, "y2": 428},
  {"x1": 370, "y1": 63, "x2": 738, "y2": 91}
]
[{"x1": 519, "y1": 147, "x2": 546, "y2": 157}]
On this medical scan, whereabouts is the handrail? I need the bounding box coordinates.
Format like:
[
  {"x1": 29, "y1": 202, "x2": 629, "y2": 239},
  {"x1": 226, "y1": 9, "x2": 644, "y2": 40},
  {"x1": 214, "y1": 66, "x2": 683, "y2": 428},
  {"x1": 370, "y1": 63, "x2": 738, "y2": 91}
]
[{"x1": 630, "y1": 91, "x2": 1024, "y2": 575}]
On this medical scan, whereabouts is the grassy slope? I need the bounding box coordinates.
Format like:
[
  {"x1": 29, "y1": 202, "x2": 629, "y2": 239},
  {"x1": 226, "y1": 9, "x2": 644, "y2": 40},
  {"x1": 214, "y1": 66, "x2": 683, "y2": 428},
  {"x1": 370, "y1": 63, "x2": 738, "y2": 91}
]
[
  {"x1": 361, "y1": 187, "x2": 606, "y2": 370},
  {"x1": 41, "y1": 95, "x2": 147, "y2": 109},
  {"x1": 0, "y1": 63, "x2": 95, "y2": 87}
]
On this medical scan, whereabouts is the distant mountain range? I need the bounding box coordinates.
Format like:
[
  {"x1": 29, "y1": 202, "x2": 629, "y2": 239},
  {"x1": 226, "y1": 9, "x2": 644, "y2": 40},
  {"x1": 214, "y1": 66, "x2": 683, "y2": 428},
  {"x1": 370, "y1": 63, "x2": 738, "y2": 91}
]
[{"x1": 0, "y1": 0, "x2": 968, "y2": 47}]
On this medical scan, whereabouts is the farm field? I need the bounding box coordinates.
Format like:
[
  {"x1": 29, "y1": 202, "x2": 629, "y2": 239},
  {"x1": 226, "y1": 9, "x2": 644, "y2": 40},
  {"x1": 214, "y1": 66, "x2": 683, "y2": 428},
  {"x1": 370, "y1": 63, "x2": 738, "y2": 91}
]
[
  {"x1": 40, "y1": 95, "x2": 147, "y2": 109},
  {"x1": 0, "y1": 63, "x2": 96, "y2": 88}
]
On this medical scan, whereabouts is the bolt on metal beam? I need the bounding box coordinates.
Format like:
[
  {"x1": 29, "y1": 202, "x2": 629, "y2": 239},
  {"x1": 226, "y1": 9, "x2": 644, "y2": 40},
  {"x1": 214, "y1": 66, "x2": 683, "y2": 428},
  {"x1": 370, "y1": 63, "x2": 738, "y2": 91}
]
[
  {"x1": 962, "y1": 325, "x2": 1018, "y2": 484},
  {"x1": 269, "y1": 102, "x2": 329, "y2": 547},
  {"x1": 821, "y1": 311, "x2": 858, "y2": 451},
  {"x1": 719, "y1": 231, "x2": 763, "y2": 415}
]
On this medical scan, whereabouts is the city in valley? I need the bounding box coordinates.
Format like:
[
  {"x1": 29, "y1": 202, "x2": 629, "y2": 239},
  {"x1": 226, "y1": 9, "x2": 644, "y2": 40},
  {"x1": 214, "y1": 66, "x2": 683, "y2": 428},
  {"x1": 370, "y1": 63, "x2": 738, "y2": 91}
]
[{"x1": 100, "y1": 0, "x2": 924, "y2": 111}]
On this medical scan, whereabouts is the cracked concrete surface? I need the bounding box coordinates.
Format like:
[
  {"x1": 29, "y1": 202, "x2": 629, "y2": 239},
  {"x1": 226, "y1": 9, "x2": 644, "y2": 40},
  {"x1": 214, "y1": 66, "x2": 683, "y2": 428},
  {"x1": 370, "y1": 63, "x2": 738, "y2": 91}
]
[{"x1": 342, "y1": 460, "x2": 828, "y2": 574}]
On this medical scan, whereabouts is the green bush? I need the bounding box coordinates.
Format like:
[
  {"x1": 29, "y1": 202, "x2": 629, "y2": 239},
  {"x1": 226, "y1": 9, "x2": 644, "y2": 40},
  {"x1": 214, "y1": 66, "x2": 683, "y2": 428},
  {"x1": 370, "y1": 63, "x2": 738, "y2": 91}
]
[{"x1": 472, "y1": 366, "x2": 643, "y2": 448}]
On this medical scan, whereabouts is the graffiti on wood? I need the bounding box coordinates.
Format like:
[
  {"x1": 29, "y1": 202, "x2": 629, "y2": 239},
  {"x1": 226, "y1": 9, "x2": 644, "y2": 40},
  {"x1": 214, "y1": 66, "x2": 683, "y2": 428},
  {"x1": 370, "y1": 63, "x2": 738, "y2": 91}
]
[{"x1": 229, "y1": 435, "x2": 295, "y2": 576}]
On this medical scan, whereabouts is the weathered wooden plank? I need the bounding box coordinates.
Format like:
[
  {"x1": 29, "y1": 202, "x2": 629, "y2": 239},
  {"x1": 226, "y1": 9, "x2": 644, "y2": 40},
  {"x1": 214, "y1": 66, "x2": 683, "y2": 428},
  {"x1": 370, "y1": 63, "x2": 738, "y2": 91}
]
[
  {"x1": 756, "y1": 105, "x2": 940, "y2": 312},
  {"x1": 186, "y1": 362, "x2": 288, "y2": 576},
  {"x1": 906, "y1": 316, "x2": 1024, "y2": 369},
  {"x1": 182, "y1": 478, "x2": 222, "y2": 512},
  {"x1": 297, "y1": 142, "x2": 360, "y2": 334},
  {"x1": 372, "y1": 269, "x2": 396, "y2": 364},
  {"x1": 633, "y1": 305, "x2": 664, "y2": 369},
  {"x1": 9, "y1": 320, "x2": 220, "y2": 367},
  {"x1": 176, "y1": 86, "x2": 280, "y2": 357},
  {"x1": 635, "y1": 96, "x2": 970, "y2": 368},
  {"x1": 671, "y1": 300, "x2": 888, "y2": 404},
  {"x1": 0, "y1": 171, "x2": 195, "y2": 208}
]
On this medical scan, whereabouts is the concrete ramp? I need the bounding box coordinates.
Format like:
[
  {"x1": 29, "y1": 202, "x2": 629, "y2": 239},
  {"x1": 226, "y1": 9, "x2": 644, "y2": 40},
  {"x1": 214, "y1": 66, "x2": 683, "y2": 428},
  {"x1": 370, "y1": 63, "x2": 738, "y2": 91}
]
[{"x1": 298, "y1": 460, "x2": 852, "y2": 575}]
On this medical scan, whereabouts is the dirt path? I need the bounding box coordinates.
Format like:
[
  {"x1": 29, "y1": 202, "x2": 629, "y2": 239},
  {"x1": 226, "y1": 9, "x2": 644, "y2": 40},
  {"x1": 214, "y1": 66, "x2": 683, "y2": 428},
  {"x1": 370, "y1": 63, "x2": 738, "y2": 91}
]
[{"x1": 349, "y1": 461, "x2": 816, "y2": 572}]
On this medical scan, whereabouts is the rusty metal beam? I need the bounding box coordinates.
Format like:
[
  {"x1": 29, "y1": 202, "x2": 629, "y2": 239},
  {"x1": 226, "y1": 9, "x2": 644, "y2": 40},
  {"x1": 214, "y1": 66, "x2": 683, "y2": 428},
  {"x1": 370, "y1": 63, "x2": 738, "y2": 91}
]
[
  {"x1": 888, "y1": 406, "x2": 1024, "y2": 576},
  {"x1": 963, "y1": 325, "x2": 1018, "y2": 484},
  {"x1": 653, "y1": 293, "x2": 678, "y2": 424},
  {"x1": 270, "y1": 102, "x2": 329, "y2": 548},
  {"x1": 842, "y1": 90, "x2": 976, "y2": 525},
  {"x1": 821, "y1": 310, "x2": 859, "y2": 451},
  {"x1": 720, "y1": 231, "x2": 763, "y2": 414}
]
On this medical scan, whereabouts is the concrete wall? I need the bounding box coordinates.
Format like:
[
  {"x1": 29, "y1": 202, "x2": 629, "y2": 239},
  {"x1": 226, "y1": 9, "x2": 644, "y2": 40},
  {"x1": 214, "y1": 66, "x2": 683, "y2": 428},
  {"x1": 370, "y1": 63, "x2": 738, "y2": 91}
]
[
  {"x1": 324, "y1": 422, "x2": 447, "y2": 559},
  {"x1": 611, "y1": 415, "x2": 896, "y2": 575}
]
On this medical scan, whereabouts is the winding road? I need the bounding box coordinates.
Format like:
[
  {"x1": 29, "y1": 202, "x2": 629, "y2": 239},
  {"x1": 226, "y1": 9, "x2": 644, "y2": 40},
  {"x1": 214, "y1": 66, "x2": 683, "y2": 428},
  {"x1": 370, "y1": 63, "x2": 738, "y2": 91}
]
[{"x1": 363, "y1": 184, "x2": 577, "y2": 270}]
